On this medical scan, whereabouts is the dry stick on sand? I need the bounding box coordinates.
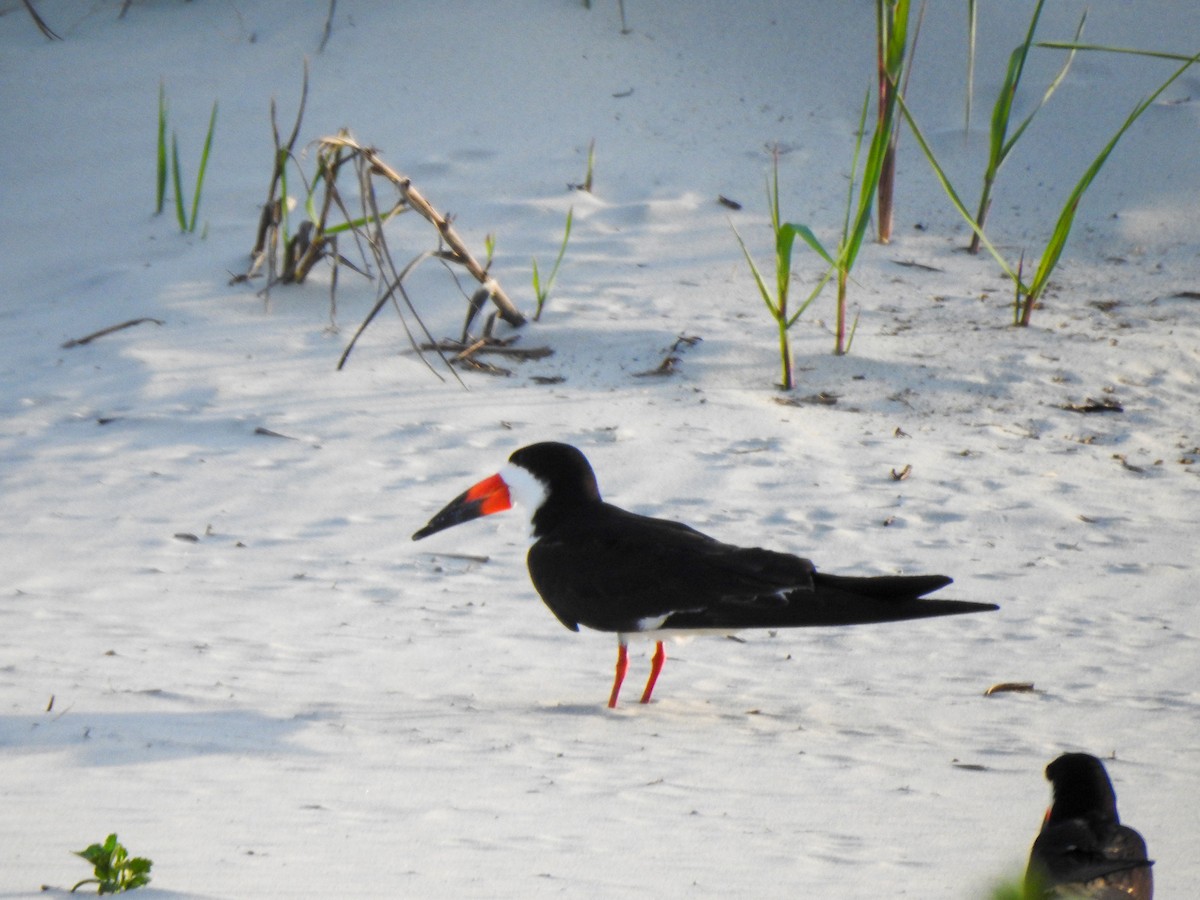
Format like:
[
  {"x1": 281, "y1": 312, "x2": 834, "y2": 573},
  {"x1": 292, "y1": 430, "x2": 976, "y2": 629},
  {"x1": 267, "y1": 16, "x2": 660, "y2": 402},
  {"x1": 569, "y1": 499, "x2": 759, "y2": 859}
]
[
  {"x1": 318, "y1": 0, "x2": 337, "y2": 53},
  {"x1": 21, "y1": 0, "x2": 60, "y2": 39},
  {"x1": 62, "y1": 318, "x2": 164, "y2": 349}
]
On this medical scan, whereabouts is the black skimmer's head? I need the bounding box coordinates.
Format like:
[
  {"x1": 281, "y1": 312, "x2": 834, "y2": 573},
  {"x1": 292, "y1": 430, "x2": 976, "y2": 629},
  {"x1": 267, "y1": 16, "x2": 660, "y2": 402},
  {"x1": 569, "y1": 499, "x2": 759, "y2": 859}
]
[
  {"x1": 411, "y1": 442, "x2": 595, "y2": 541},
  {"x1": 1045, "y1": 753, "x2": 1121, "y2": 826},
  {"x1": 1025, "y1": 753, "x2": 1153, "y2": 899},
  {"x1": 414, "y1": 442, "x2": 997, "y2": 708}
]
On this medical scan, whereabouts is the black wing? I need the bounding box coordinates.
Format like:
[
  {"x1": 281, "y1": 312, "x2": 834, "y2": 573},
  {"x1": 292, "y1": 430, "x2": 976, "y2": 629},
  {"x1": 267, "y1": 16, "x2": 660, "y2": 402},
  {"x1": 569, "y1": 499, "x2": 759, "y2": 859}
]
[
  {"x1": 1027, "y1": 820, "x2": 1153, "y2": 898},
  {"x1": 526, "y1": 502, "x2": 816, "y2": 633}
]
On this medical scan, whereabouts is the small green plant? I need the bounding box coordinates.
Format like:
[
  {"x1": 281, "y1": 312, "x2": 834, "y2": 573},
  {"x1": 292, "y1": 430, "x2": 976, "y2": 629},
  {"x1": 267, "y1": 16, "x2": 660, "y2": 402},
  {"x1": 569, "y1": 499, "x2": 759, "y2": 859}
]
[
  {"x1": 532, "y1": 207, "x2": 574, "y2": 321},
  {"x1": 790, "y1": 86, "x2": 889, "y2": 356},
  {"x1": 71, "y1": 833, "x2": 152, "y2": 894},
  {"x1": 156, "y1": 81, "x2": 218, "y2": 234},
  {"x1": 154, "y1": 82, "x2": 168, "y2": 215},
  {"x1": 899, "y1": 46, "x2": 1199, "y2": 325},
  {"x1": 483, "y1": 232, "x2": 496, "y2": 270},
  {"x1": 966, "y1": 0, "x2": 1085, "y2": 253},
  {"x1": 731, "y1": 149, "x2": 827, "y2": 389}
]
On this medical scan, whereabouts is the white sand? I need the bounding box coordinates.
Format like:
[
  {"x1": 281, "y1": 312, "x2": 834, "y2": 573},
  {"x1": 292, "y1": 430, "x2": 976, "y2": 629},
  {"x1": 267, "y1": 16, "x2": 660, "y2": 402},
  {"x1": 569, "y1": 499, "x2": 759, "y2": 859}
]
[{"x1": 2, "y1": 2, "x2": 1197, "y2": 896}]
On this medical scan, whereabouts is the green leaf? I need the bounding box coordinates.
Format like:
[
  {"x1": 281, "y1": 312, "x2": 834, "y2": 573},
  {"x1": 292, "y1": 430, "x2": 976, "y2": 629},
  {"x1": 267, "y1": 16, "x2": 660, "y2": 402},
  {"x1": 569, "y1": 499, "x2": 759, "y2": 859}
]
[
  {"x1": 71, "y1": 834, "x2": 152, "y2": 894},
  {"x1": 783, "y1": 223, "x2": 834, "y2": 269},
  {"x1": 1000, "y1": 9, "x2": 1086, "y2": 162},
  {"x1": 731, "y1": 222, "x2": 781, "y2": 318},
  {"x1": 1036, "y1": 41, "x2": 1200, "y2": 63},
  {"x1": 531, "y1": 207, "x2": 574, "y2": 320},
  {"x1": 1023, "y1": 47, "x2": 1200, "y2": 312},
  {"x1": 170, "y1": 133, "x2": 186, "y2": 232},
  {"x1": 155, "y1": 82, "x2": 168, "y2": 214},
  {"x1": 895, "y1": 91, "x2": 1023, "y2": 285},
  {"x1": 188, "y1": 100, "x2": 218, "y2": 233}
]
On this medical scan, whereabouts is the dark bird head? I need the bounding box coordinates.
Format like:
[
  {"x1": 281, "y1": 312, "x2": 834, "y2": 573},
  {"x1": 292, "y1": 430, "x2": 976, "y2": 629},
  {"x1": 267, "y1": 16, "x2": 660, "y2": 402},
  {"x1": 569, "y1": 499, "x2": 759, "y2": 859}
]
[
  {"x1": 1044, "y1": 752, "x2": 1121, "y2": 826},
  {"x1": 412, "y1": 442, "x2": 601, "y2": 541}
]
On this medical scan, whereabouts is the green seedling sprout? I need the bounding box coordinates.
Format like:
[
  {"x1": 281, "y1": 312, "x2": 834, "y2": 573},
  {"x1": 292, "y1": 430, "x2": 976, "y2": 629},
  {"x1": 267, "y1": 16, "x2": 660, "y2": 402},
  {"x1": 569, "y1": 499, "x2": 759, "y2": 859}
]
[
  {"x1": 532, "y1": 207, "x2": 573, "y2": 321},
  {"x1": 785, "y1": 88, "x2": 886, "y2": 357},
  {"x1": 570, "y1": 139, "x2": 596, "y2": 192},
  {"x1": 155, "y1": 81, "x2": 168, "y2": 214},
  {"x1": 161, "y1": 86, "x2": 218, "y2": 234},
  {"x1": 731, "y1": 148, "x2": 831, "y2": 389},
  {"x1": 581, "y1": 138, "x2": 595, "y2": 192},
  {"x1": 967, "y1": 0, "x2": 1085, "y2": 253},
  {"x1": 71, "y1": 833, "x2": 152, "y2": 894},
  {"x1": 483, "y1": 233, "x2": 496, "y2": 270},
  {"x1": 898, "y1": 46, "x2": 1199, "y2": 325}
]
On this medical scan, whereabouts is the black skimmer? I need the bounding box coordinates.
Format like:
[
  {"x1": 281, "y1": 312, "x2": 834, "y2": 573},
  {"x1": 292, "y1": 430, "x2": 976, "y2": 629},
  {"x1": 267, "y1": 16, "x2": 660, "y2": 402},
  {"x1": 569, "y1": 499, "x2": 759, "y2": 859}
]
[
  {"x1": 1025, "y1": 753, "x2": 1153, "y2": 899},
  {"x1": 412, "y1": 441, "x2": 997, "y2": 707}
]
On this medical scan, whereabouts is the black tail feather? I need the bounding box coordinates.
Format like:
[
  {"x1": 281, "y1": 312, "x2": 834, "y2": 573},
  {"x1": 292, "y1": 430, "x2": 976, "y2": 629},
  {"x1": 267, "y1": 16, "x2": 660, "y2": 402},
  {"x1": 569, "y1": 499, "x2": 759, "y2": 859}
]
[{"x1": 662, "y1": 573, "x2": 997, "y2": 631}]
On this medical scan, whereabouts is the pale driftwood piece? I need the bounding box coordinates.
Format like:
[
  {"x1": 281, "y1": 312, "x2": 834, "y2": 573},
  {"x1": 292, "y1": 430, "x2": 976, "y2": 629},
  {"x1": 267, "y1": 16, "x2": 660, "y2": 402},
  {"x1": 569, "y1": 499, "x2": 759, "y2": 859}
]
[
  {"x1": 326, "y1": 139, "x2": 525, "y2": 327},
  {"x1": 984, "y1": 682, "x2": 1037, "y2": 696}
]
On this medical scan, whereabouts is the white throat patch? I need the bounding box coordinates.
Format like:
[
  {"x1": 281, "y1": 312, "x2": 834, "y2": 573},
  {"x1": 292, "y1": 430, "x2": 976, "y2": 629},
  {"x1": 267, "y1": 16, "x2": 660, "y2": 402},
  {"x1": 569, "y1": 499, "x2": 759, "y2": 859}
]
[{"x1": 499, "y1": 462, "x2": 549, "y2": 536}]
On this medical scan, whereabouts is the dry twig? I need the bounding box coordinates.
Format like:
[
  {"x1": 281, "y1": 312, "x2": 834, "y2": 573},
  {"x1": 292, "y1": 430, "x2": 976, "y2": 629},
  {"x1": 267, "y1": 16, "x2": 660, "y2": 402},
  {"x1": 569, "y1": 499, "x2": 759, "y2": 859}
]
[
  {"x1": 62, "y1": 318, "x2": 164, "y2": 349},
  {"x1": 21, "y1": 0, "x2": 60, "y2": 39}
]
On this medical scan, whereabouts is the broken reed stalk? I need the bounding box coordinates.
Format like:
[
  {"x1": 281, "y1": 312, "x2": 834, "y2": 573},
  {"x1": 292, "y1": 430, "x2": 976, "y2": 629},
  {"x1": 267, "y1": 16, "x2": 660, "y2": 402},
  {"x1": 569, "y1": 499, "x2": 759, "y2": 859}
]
[
  {"x1": 354, "y1": 156, "x2": 444, "y2": 370},
  {"x1": 874, "y1": 0, "x2": 909, "y2": 245},
  {"x1": 331, "y1": 137, "x2": 526, "y2": 327},
  {"x1": 239, "y1": 68, "x2": 523, "y2": 381},
  {"x1": 244, "y1": 60, "x2": 311, "y2": 301}
]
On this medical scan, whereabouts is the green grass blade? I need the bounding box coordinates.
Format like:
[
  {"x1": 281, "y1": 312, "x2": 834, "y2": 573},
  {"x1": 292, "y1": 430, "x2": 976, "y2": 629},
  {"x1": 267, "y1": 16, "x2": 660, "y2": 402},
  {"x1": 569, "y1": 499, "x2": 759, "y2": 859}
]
[
  {"x1": 845, "y1": 88, "x2": 888, "y2": 272},
  {"x1": 1001, "y1": 10, "x2": 1086, "y2": 160},
  {"x1": 843, "y1": 89, "x2": 871, "y2": 243},
  {"x1": 784, "y1": 267, "x2": 835, "y2": 328},
  {"x1": 987, "y1": 46, "x2": 1024, "y2": 171},
  {"x1": 876, "y1": 0, "x2": 910, "y2": 83},
  {"x1": 731, "y1": 222, "x2": 782, "y2": 317},
  {"x1": 187, "y1": 100, "x2": 218, "y2": 233},
  {"x1": 783, "y1": 223, "x2": 835, "y2": 269},
  {"x1": 545, "y1": 207, "x2": 574, "y2": 289},
  {"x1": 1025, "y1": 48, "x2": 1200, "y2": 304},
  {"x1": 531, "y1": 207, "x2": 574, "y2": 320},
  {"x1": 170, "y1": 132, "x2": 187, "y2": 232},
  {"x1": 895, "y1": 92, "x2": 1022, "y2": 284},
  {"x1": 1036, "y1": 42, "x2": 1200, "y2": 63},
  {"x1": 155, "y1": 81, "x2": 168, "y2": 214},
  {"x1": 322, "y1": 208, "x2": 400, "y2": 236},
  {"x1": 843, "y1": 307, "x2": 861, "y2": 353},
  {"x1": 986, "y1": 0, "x2": 1046, "y2": 170}
]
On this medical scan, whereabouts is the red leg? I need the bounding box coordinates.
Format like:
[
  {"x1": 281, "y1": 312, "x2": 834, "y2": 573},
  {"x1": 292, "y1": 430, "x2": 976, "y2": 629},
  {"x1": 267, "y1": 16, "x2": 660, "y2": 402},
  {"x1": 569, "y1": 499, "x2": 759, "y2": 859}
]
[
  {"x1": 640, "y1": 641, "x2": 666, "y2": 704},
  {"x1": 608, "y1": 641, "x2": 629, "y2": 709}
]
